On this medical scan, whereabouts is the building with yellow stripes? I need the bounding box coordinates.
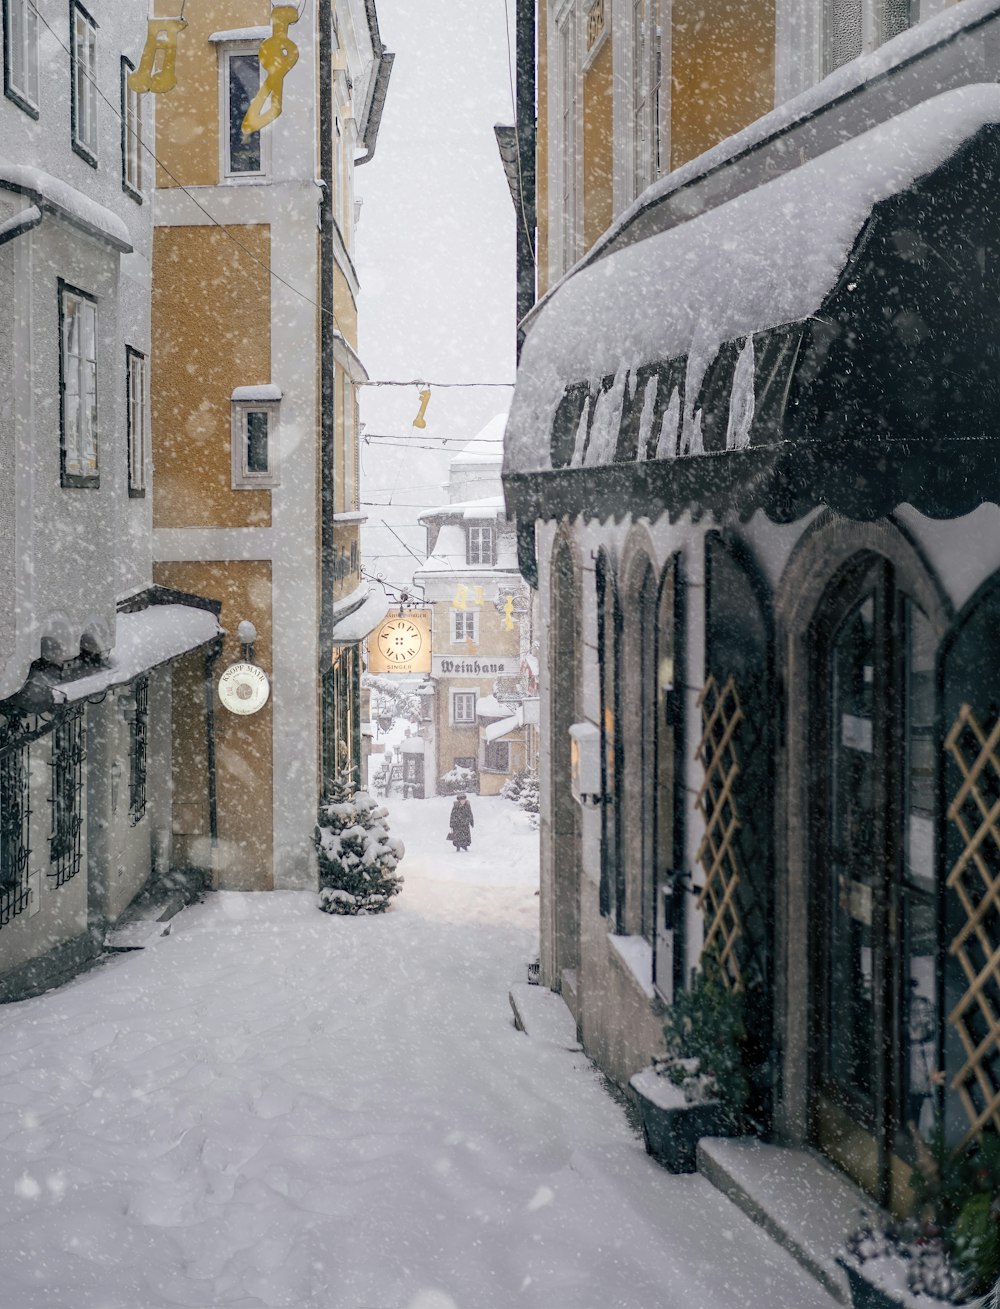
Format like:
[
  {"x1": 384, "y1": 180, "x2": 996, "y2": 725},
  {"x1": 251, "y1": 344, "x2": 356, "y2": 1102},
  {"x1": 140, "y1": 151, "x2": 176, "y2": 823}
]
[{"x1": 151, "y1": 0, "x2": 391, "y2": 890}]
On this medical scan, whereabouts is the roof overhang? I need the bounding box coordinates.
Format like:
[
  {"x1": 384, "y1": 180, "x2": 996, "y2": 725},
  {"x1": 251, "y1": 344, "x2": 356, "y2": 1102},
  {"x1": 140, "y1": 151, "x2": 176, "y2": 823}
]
[{"x1": 504, "y1": 86, "x2": 1000, "y2": 532}]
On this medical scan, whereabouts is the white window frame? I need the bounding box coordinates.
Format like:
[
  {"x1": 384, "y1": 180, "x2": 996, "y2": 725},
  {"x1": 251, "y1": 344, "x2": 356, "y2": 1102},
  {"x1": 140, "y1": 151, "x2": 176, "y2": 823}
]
[
  {"x1": 121, "y1": 55, "x2": 142, "y2": 200},
  {"x1": 59, "y1": 281, "x2": 99, "y2": 488},
  {"x1": 466, "y1": 524, "x2": 496, "y2": 567},
  {"x1": 775, "y1": 0, "x2": 918, "y2": 102},
  {"x1": 231, "y1": 399, "x2": 280, "y2": 489},
  {"x1": 3, "y1": 0, "x2": 39, "y2": 115},
  {"x1": 71, "y1": 1, "x2": 98, "y2": 165},
  {"x1": 614, "y1": 0, "x2": 668, "y2": 209},
  {"x1": 549, "y1": 0, "x2": 580, "y2": 280},
  {"x1": 451, "y1": 691, "x2": 477, "y2": 726},
  {"x1": 483, "y1": 740, "x2": 511, "y2": 774},
  {"x1": 451, "y1": 609, "x2": 479, "y2": 644},
  {"x1": 126, "y1": 347, "x2": 147, "y2": 497},
  {"x1": 219, "y1": 43, "x2": 271, "y2": 181}
]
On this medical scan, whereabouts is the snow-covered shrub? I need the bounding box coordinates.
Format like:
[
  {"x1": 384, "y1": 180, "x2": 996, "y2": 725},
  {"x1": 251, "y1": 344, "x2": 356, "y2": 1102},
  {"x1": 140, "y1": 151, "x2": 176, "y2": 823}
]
[
  {"x1": 314, "y1": 772, "x2": 404, "y2": 915},
  {"x1": 439, "y1": 764, "x2": 476, "y2": 795},
  {"x1": 500, "y1": 772, "x2": 524, "y2": 803},
  {"x1": 652, "y1": 966, "x2": 748, "y2": 1119},
  {"x1": 517, "y1": 770, "x2": 539, "y2": 815}
]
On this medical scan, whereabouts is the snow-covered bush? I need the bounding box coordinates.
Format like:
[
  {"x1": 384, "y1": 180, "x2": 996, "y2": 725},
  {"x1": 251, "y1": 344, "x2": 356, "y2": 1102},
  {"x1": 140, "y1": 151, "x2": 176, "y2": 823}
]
[
  {"x1": 652, "y1": 966, "x2": 748, "y2": 1119},
  {"x1": 500, "y1": 772, "x2": 524, "y2": 802},
  {"x1": 314, "y1": 772, "x2": 404, "y2": 915},
  {"x1": 517, "y1": 770, "x2": 539, "y2": 815},
  {"x1": 439, "y1": 764, "x2": 476, "y2": 795}
]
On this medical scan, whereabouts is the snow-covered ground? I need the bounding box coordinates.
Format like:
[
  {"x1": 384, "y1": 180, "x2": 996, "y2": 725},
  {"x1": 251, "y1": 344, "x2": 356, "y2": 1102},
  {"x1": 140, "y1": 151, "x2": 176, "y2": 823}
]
[{"x1": 0, "y1": 793, "x2": 835, "y2": 1309}]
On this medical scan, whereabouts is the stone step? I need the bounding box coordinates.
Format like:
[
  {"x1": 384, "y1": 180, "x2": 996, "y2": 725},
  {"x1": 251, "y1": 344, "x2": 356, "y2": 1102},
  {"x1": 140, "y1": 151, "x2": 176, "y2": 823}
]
[
  {"x1": 697, "y1": 1136, "x2": 875, "y2": 1305},
  {"x1": 105, "y1": 920, "x2": 172, "y2": 952},
  {"x1": 509, "y1": 982, "x2": 582, "y2": 1050}
]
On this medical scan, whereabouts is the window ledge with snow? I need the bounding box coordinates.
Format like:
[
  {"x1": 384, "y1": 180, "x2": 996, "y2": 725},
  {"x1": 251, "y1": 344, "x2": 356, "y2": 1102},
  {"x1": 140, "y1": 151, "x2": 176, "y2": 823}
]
[{"x1": 608, "y1": 934, "x2": 655, "y2": 1000}]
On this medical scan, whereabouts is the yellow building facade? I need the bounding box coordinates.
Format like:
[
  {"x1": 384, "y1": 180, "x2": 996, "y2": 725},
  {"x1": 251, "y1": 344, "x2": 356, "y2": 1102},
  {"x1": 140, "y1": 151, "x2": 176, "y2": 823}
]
[{"x1": 151, "y1": 0, "x2": 391, "y2": 890}]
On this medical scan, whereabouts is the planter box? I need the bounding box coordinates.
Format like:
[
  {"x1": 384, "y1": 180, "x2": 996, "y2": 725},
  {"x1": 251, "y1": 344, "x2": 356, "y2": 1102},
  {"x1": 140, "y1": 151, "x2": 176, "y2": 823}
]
[
  {"x1": 629, "y1": 1067, "x2": 733, "y2": 1173},
  {"x1": 837, "y1": 1254, "x2": 977, "y2": 1309}
]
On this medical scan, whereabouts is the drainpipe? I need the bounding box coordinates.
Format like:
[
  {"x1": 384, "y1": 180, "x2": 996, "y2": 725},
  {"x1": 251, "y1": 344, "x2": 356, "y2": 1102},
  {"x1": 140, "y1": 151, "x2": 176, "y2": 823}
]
[
  {"x1": 204, "y1": 641, "x2": 222, "y2": 847},
  {"x1": 515, "y1": 0, "x2": 536, "y2": 359},
  {"x1": 319, "y1": 0, "x2": 336, "y2": 668}
]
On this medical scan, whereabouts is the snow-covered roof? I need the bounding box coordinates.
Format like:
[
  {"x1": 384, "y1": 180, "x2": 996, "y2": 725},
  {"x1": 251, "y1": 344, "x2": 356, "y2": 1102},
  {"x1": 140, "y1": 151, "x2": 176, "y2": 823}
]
[
  {"x1": 331, "y1": 588, "x2": 390, "y2": 645},
  {"x1": 505, "y1": 84, "x2": 1000, "y2": 480},
  {"x1": 484, "y1": 706, "x2": 524, "y2": 742},
  {"x1": 475, "y1": 695, "x2": 510, "y2": 719},
  {"x1": 399, "y1": 737, "x2": 425, "y2": 754},
  {"x1": 418, "y1": 496, "x2": 506, "y2": 524},
  {"x1": 0, "y1": 161, "x2": 132, "y2": 252},
  {"x1": 36, "y1": 604, "x2": 221, "y2": 705},
  {"x1": 449, "y1": 412, "x2": 510, "y2": 465}
]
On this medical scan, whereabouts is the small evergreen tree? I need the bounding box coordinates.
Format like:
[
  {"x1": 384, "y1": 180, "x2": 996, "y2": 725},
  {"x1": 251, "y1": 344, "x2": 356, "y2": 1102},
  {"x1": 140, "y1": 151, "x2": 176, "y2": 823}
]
[
  {"x1": 314, "y1": 772, "x2": 404, "y2": 915},
  {"x1": 517, "y1": 770, "x2": 540, "y2": 816}
]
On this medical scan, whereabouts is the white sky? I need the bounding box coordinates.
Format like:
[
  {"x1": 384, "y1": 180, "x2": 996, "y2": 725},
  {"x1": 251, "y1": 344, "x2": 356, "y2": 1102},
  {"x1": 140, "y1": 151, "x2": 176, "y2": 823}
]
[{"x1": 354, "y1": 0, "x2": 518, "y2": 599}]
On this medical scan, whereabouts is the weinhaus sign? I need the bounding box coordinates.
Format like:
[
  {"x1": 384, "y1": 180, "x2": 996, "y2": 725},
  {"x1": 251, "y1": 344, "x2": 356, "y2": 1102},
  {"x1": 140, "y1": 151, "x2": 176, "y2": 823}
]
[{"x1": 432, "y1": 656, "x2": 520, "y2": 678}]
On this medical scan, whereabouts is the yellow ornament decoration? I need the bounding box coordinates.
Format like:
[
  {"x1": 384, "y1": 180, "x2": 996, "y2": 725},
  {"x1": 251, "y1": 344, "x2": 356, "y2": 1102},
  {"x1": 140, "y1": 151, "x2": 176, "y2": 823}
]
[
  {"x1": 242, "y1": 6, "x2": 300, "y2": 136},
  {"x1": 128, "y1": 17, "x2": 187, "y2": 95},
  {"x1": 412, "y1": 389, "x2": 431, "y2": 430},
  {"x1": 503, "y1": 594, "x2": 515, "y2": 631}
]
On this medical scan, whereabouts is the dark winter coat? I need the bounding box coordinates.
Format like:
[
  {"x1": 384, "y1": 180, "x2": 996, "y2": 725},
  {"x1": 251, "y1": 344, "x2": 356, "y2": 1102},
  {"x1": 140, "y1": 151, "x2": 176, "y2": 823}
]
[{"x1": 449, "y1": 798, "x2": 474, "y2": 848}]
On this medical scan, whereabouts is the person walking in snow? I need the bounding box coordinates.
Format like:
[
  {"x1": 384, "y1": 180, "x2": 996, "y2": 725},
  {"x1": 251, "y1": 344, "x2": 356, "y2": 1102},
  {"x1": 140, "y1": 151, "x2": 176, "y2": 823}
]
[{"x1": 449, "y1": 793, "x2": 474, "y2": 852}]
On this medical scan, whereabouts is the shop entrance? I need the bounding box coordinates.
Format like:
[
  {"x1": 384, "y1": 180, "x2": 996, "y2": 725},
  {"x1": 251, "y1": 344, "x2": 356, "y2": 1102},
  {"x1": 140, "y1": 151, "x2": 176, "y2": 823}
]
[{"x1": 809, "y1": 554, "x2": 939, "y2": 1210}]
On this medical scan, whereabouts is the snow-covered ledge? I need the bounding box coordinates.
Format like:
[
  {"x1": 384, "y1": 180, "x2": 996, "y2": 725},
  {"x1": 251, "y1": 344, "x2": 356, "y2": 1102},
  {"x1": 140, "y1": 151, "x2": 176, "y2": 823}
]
[
  {"x1": 0, "y1": 161, "x2": 132, "y2": 252},
  {"x1": 231, "y1": 384, "x2": 282, "y2": 403},
  {"x1": 608, "y1": 934, "x2": 656, "y2": 1000}
]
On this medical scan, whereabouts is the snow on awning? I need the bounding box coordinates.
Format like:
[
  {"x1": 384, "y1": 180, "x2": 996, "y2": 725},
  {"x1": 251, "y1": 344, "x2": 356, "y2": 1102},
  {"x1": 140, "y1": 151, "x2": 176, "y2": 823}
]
[
  {"x1": 476, "y1": 694, "x2": 510, "y2": 719},
  {"x1": 36, "y1": 605, "x2": 221, "y2": 706},
  {"x1": 0, "y1": 160, "x2": 132, "y2": 252},
  {"x1": 504, "y1": 85, "x2": 1000, "y2": 532},
  {"x1": 331, "y1": 588, "x2": 390, "y2": 645},
  {"x1": 484, "y1": 707, "x2": 523, "y2": 742}
]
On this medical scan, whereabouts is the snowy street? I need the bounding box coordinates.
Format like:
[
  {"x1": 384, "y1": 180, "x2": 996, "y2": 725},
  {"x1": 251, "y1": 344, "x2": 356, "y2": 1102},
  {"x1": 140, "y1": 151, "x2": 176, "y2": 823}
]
[{"x1": 0, "y1": 795, "x2": 835, "y2": 1309}]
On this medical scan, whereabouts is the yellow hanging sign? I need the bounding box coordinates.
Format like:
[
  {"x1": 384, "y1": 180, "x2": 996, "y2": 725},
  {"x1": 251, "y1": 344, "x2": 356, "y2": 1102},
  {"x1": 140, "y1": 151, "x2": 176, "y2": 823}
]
[
  {"x1": 242, "y1": 6, "x2": 300, "y2": 135},
  {"x1": 368, "y1": 610, "x2": 432, "y2": 676},
  {"x1": 412, "y1": 389, "x2": 431, "y2": 429},
  {"x1": 128, "y1": 17, "x2": 187, "y2": 95}
]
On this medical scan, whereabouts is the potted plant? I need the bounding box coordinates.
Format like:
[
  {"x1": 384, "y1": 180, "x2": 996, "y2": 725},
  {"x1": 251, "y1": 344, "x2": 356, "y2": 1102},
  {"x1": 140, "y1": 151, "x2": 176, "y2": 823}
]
[
  {"x1": 629, "y1": 965, "x2": 749, "y2": 1173},
  {"x1": 839, "y1": 1130, "x2": 1000, "y2": 1308}
]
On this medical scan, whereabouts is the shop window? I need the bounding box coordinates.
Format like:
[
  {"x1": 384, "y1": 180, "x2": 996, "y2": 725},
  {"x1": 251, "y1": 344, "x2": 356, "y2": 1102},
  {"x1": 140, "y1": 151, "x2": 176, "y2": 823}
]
[
  {"x1": 0, "y1": 732, "x2": 31, "y2": 927},
  {"x1": 59, "y1": 281, "x2": 99, "y2": 488},
  {"x1": 452, "y1": 610, "x2": 478, "y2": 643},
  {"x1": 71, "y1": 1, "x2": 98, "y2": 164},
  {"x1": 126, "y1": 347, "x2": 147, "y2": 496},
  {"x1": 3, "y1": 0, "x2": 38, "y2": 115},
  {"x1": 50, "y1": 708, "x2": 84, "y2": 888},
  {"x1": 120, "y1": 55, "x2": 142, "y2": 199},
  {"x1": 128, "y1": 678, "x2": 148, "y2": 826},
  {"x1": 451, "y1": 691, "x2": 477, "y2": 726},
  {"x1": 221, "y1": 46, "x2": 267, "y2": 178},
  {"x1": 484, "y1": 740, "x2": 510, "y2": 773}
]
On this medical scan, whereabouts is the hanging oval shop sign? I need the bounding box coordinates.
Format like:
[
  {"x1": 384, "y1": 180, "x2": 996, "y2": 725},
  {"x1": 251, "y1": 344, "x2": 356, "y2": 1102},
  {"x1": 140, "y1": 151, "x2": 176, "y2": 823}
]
[{"x1": 218, "y1": 662, "x2": 270, "y2": 716}]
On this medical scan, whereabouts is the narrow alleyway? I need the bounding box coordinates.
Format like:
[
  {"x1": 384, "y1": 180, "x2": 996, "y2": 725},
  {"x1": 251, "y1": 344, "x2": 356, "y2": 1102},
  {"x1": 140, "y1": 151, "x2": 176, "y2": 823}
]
[{"x1": 0, "y1": 797, "x2": 836, "y2": 1309}]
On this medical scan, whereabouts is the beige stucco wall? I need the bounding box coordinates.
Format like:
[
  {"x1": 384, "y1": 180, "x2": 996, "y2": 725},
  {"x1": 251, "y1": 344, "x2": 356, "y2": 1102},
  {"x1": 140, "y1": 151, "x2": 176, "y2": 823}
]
[
  {"x1": 152, "y1": 224, "x2": 272, "y2": 530},
  {"x1": 155, "y1": 561, "x2": 274, "y2": 891},
  {"x1": 582, "y1": 39, "x2": 613, "y2": 253},
  {"x1": 670, "y1": 0, "x2": 776, "y2": 169}
]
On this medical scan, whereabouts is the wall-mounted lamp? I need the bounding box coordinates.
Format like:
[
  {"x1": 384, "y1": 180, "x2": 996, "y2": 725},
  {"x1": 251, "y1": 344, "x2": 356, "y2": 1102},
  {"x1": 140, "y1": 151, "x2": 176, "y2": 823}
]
[
  {"x1": 110, "y1": 758, "x2": 123, "y2": 815},
  {"x1": 237, "y1": 619, "x2": 258, "y2": 663},
  {"x1": 569, "y1": 722, "x2": 602, "y2": 808}
]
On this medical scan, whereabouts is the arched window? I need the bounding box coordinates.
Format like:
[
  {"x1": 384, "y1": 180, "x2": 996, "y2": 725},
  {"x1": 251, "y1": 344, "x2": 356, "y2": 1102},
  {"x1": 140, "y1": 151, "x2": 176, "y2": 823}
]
[
  {"x1": 596, "y1": 551, "x2": 622, "y2": 924},
  {"x1": 620, "y1": 551, "x2": 657, "y2": 939}
]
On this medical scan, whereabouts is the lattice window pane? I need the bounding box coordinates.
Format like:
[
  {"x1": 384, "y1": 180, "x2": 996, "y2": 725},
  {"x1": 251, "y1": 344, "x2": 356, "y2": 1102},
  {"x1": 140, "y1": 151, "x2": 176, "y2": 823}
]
[
  {"x1": 50, "y1": 707, "x2": 84, "y2": 888},
  {"x1": 695, "y1": 675, "x2": 745, "y2": 990},
  {"x1": 129, "y1": 677, "x2": 148, "y2": 826},
  {"x1": 945, "y1": 703, "x2": 1000, "y2": 1145},
  {"x1": 0, "y1": 728, "x2": 31, "y2": 927}
]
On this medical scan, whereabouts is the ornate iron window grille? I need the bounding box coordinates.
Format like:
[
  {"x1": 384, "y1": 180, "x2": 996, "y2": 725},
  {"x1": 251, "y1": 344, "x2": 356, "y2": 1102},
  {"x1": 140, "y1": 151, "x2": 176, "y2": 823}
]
[
  {"x1": 0, "y1": 722, "x2": 32, "y2": 927},
  {"x1": 128, "y1": 677, "x2": 148, "y2": 826},
  {"x1": 49, "y1": 706, "x2": 84, "y2": 888}
]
